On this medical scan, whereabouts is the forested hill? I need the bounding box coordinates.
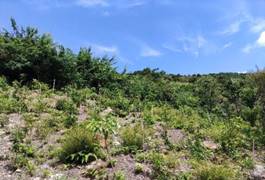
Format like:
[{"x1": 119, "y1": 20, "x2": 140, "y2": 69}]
[{"x1": 1, "y1": 19, "x2": 265, "y2": 179}]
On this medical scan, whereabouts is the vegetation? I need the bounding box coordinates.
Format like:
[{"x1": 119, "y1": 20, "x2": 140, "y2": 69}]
[{"x1": 0, "y1": 19, "x2": 264, "y2": 179}]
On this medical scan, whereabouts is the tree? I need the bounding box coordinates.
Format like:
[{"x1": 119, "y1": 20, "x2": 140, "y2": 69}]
[
  {"x1": 0, "y1": 18, "x2": 71, "y2": 87},
  {"x1": 253, "y1": 70, "x2": 265, "y2": 130}
]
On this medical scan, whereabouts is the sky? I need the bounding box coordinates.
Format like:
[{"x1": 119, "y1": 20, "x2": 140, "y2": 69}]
[{"x1": 1, "y1": 0, "x2": 265, "y2": 74}]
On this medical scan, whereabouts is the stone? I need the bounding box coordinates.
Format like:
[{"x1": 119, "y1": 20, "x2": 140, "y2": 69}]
[
  {"x1": 167, "y1": 129, "x2": 185, "y2": 144},
  {"x1": 203, "y1": 140, "x2": 219, "y2": 150},
  {"x1": 251, "y1": 164, "x2": 265, "y2": 180}
]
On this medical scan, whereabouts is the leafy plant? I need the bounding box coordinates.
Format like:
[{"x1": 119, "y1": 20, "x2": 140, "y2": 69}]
[
  {"x1": 59, "y1": 125, "x2": 103, "y2": 164},
  {"x1": 87, "y1": 114, "x2": 117, "y2": 154},
  {"x1": 113, "y1": 170, "x2": 125, "y2": 180}
]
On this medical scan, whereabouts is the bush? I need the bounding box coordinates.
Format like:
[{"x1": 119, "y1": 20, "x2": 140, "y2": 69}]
[
  {"x1": 56, "y1": 98, "x2": 77, "y2": 114},
  {"x1": 188, "y1": 138, "x2": 211, "y2": 160},
  {"x1": 65, "y1": 87, "x2": 96, "y2": 106},
  {"x1": 0, "y1": 94, "x2": 20, "y2": 113},
  {"x1": 58, "y1": 125, "x2": 103, "y2": 164},
  {"x1": 194, "y1": 163, "x2": 238, "y2": 180},
  {"x1": 100, "y1": 94, "x2": 131, "y2": 117},
  {"x1": 219, "y1": 117, "x2": 253, "y2": 157},
  {"x1": 134, "y1": 163, "x2": 144, "y2": 174},
  {"x1": 11, "y1": 154, "x2": 36, "y2": 176},
  {"x1": 64, "y1": 114, "x2": 77, "y2": 128},
  {"x1": 0, "y1": 113, "x2": 8, "y2": 127},
  {"x1": 120, "y1": 124, "x2": 146, "y2": 152},
  {"x1": 113, "y1": 170, "x2": 125, "y2": 180}
]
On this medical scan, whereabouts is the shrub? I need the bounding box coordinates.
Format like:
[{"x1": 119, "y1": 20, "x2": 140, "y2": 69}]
[
  {"x1": 0, "y1": 113, "x2": 8, "y2": 127},
  {"x1": 194, "y1": 163, "x2": 238, "y2": 180},
  {"x1": 31, "y1": 79, "x2": 50, "y2": 92},
  {"x1": 64, "y1": 114, "x2": 77, "y2": 128},
  {"x1": 135, "y1": 163, "x2": 144, "y2": 174},
  {"x1": 188, "y1": 138, "x2": 211, "y2": 160},
  {"x1": 100, "y1": 94, "x2": 131, "y2": 117},
  {"x1": 58, "y1": 126, "x2": 103, "y2": 164},
  {"x1": 120, "y1": 123, "x2": 146, "y2": 152},
  {"x1": 113, "y1": 170, "x2": 125, "y2": 180},
  {"x1": 65, "y1": 87, "x2": 96, "y2": 106},
  {"x1": 84, "y1": 168, "x2": 107, "y2": 179},
  {"x1": 0, "y1": 76, "x2": 8, "y2": 90},
  {"x1": 56, "y1": 98, "x2": 77, "y2": 114},
  {"x1": 146, "y1": 152, "x2": 172, "y2": 179},
  {"x1": 0, "y1": 94, "x2": 20, "y2": 113},
  {"x1": 87, "y1": 114, "x2": 117, "y2": 153},
  {"x1": 219, "y1": 117, "x2": 253, "y2": 157}
]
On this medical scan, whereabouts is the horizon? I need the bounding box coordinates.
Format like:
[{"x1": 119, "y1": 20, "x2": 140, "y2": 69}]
[{"x1": 1, "y1": 0, "x2": 265, "y2": 74}]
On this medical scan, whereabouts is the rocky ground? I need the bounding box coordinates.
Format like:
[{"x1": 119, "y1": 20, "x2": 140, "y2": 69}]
[{"x1": 0, "y1": 105, "x2": 265, "y2": 180}]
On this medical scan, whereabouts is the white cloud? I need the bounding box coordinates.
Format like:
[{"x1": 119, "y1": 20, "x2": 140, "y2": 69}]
[
  {"x1": 76, "y1": 0, "x2": 109, "y2": 7},
  {"x1": 242, "y1": 44, "x2": 254, "y2": 54},
  {"x1": 162, "y1": 43, "x2": 182, "y2": 53},
  {"x1": 163, "y1": 35, "x2": 211, "y2": 57},
  {"x1": 126, "y1": 1, "x2": 146, "y2": 8},
  {"x1": 92, "y1": 44, "x2": 118, "y2": 55},
  {"x1": 250, "y1": 19, "x2": 265, "y2": 33},
  {"x1": 141, "y1": 45, "x2": 161, "y2": 57},
  {"x1": 222, "y1": 42, "x2": 232, "y2": 49},
  {"x1": 242, "y1": 31, "x2": 265, "y2": 53},
  {"x1": 257, "y1": 31, "x2": 265, "y2": 46},
  {"x1": 220, "y1": 21, "x2": 242, "y2": 35}
]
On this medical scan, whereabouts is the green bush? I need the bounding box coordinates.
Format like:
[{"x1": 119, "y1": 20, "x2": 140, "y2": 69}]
[
  {"x1": 194, "y1": 163, "x2": 238, "y2": 180},
  {"x1": 120, "y1": 124, "x2": 146, "y2": 152},
  {"x1": 64, "y1": 114, "x2": 77, "y2": 128},
  {"x1": 58, "y1": 125, "x2": 103, "y2": 164},
  {"x1": 11, "y1": 128, "x2": 35, "y2": 157},
  {"x1": 56, "y1": 98, "x2": 77, "y2": 114},
  {"x1": 65, "y1": 87, "x2": 96, "y2": 106},
  {"x1": 0, "y1": 94, "x2": 20, "y2": 113},
  {"x1": 0, "y1": 113, "x2": 8, "y2": 127},
  {"x1": 219, "y1": 117, "x2": 253, "y2": 157},
  {"x1": 188, "y1": 138, "x2": 211, "y2": 160},
  {"x1": 113, "y1": 170, "x2": 125, "y2": 180}
]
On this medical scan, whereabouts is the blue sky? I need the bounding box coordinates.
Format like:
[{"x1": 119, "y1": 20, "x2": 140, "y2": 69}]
[{"x1": 1, "y1": 0, "x2": 265, "y2": 74}]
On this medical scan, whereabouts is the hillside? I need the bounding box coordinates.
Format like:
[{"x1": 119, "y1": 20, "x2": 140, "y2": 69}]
[{"x1": 0, "y1": 19, "x2": 265, "y2": 180}]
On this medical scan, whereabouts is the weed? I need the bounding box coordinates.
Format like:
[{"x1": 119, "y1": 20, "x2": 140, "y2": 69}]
[
  {"x1": 58, "y1": 125, "x2": 103, "y2": 164},
  {"x1": 194, "y1": 162, "x2": 239, "y2": 180},
  {"x1": 0, "y1": 113, "x2": 8, "y2": 127},
  {"x1": 135, "y1": 163, "x2": 144, "y2": 174},
  {"x1": 113, "y1": 170, "x2": 125, "y2": 180},
  {"x1": 120, "y1": 123, "x2": 145, "y2": 152}
]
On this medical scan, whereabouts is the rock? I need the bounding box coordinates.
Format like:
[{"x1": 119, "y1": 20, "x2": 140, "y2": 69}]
[
  {"x1": 100, "y1": 107, "x2": 113, "y2": 117},
  {"x1": 142, "y1": 164, "x2": 152, "y2": 176},
  {"x1": 167, "y1": 129, "x2": 185, "y2": 144},
  {"x1": 251, "y1": 164, "x2": 265, "y2": 180},
  {"x1": 85, "y1": 160, "x2": 107, "y2": 171},
  {"x1": 15, "y1": 169, "x2": 22, "y2": 173},
  {"x1": 113, "y1": 136, "x2": 121, "y2": 146},
  {"x1": 49, "y1": 173, "x2": 65, "y2": 180},
  {"x1": 78, "y1": 105, "x2": 87, "y2": 123},
  {"x1": 7, "y1": 113, "x2": 23, "y2": 130},
  {"x1": 32, "y1": 177, "x2": 41, "y2": 180},
  {"x1": 203, "y1": 140, "x2": 219, "y2": 150}
]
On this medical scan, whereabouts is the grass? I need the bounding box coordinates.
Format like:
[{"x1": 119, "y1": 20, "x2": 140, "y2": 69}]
[
  {"x1": 58, "y1": 125, "x2": 104, "y2": 164},
  {"x1": 194, "y1": 162, "x2": 240, "y2": 180},
  {"x1": 120, "y1": 123, "x2": 148, "y2": 152}
]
